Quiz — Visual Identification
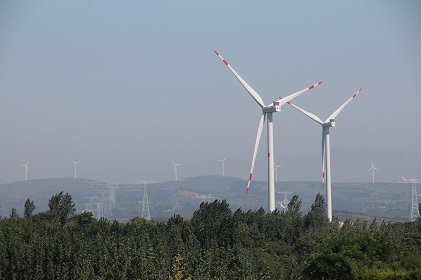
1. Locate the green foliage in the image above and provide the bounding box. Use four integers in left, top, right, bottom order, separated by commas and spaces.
0, 194, 420, 279
170, 254, 191, 280
24, 198, 35, 219
303, 193, 328, 230
9, 208, 19, 220
48, 191, 76, 224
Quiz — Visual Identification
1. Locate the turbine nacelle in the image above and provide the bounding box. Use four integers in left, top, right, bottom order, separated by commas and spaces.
263, 102, 281, 113
323, 119, 335, 127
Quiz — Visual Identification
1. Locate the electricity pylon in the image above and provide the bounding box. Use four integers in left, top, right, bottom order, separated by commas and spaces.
277, 191, 292, 211
139, 179, 153, 221
400, 177, 421, 222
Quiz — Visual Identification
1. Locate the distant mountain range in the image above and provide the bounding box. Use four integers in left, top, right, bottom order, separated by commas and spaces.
0, 176, 416, 222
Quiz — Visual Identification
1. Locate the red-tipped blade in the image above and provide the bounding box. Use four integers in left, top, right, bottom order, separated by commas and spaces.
246, 113, 265, 195
328, 88, 363, 121
275, 81, 323, 106
213, 50, 265, 108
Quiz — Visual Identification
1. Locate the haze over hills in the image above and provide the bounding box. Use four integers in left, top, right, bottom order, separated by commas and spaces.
0, 175, 416, 222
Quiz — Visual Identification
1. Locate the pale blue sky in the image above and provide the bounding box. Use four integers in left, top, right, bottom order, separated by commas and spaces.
1, 1, 420, 184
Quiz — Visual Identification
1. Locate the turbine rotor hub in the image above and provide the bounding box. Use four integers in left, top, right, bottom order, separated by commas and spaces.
263, 102, 281, 113
323, 120, 335, 127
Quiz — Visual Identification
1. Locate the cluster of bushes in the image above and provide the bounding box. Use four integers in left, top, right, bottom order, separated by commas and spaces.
0, 192, 420, 279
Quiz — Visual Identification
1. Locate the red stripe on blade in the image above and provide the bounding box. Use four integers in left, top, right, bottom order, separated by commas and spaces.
223, 59, 229, 66
213, 50, 219, 55
248, 173, 253, 181
309, 85, 314, 89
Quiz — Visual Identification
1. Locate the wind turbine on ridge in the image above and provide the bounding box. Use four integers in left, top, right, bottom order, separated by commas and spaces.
217, 157, 227, 177
287, 88, 362, 221
368, 161, 379, 183
214, 50, 323, 212
171, 160, 181, 181
70, 160, 80, 179
20, 161, 29, 181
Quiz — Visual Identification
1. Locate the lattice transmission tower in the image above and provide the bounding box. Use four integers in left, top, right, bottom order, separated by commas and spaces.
277, 191, 292, 211
400, 177, 421, 221
139, 179, 153, 221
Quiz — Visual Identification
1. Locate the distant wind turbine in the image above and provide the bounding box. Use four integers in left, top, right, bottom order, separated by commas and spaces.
20, 161, 29, 181
217, 157, 227, 177
214, 50, 322, 212
274, 163, 283, 182
368, 161, 379, 183
171, 160, 181, 181
70, 160, 80, 179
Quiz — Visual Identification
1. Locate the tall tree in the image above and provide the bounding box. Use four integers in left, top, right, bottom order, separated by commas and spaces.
303, 193, 328, 229
24, 198, 36, 219
48, 191, 76, 224
9, 208, 20, 220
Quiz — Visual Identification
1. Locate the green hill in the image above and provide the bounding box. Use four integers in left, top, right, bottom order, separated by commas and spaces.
0, 176, 414, 222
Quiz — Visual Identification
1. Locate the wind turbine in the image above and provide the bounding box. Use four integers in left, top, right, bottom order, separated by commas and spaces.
70, 160, 80, 179
214, 50, 322, 212
171, 160, 181, 181
217, 157, 227, 177
274, 163, 283, 182
20, 161, 29, 181
368, 161, 379, 183
287, 88, 362, 221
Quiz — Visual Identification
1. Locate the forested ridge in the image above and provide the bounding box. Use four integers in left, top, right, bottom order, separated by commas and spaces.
1, 192, 420, 279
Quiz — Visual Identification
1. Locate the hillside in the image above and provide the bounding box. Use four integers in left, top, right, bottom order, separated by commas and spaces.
0, 176, 415, 222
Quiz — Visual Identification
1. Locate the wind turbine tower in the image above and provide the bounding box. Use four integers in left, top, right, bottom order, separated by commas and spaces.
70, 160, 80, 179
214, 50, 322, 212
20, 161, 29, 181
368, 161, 379, 183
171, 161, 181, 181
288, 88, 362, 222
217, 157, 227, 177
400, 178, 421, 222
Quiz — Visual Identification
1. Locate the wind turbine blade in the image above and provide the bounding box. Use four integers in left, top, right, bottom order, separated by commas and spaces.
276, 81, 323, 106
321, 128, 326, 187
246, 113, 266, 195
214, 50, 265, 108
327, 88, 362, 121
287, 102, 323, 124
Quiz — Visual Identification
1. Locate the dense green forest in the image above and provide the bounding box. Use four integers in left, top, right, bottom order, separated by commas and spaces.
0, 192, 420, 279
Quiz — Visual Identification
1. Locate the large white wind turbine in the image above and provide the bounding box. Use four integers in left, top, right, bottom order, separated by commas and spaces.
20, 161, 29, 181
288, 88, 362, 221
214, 50, 322, 212
171, 160, 181, 181
217, 157, 227, 177
368, 161, 379, 183
70, 160, 80, 179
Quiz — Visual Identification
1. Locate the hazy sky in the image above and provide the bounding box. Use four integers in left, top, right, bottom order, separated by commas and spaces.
1, 1, 420, 184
